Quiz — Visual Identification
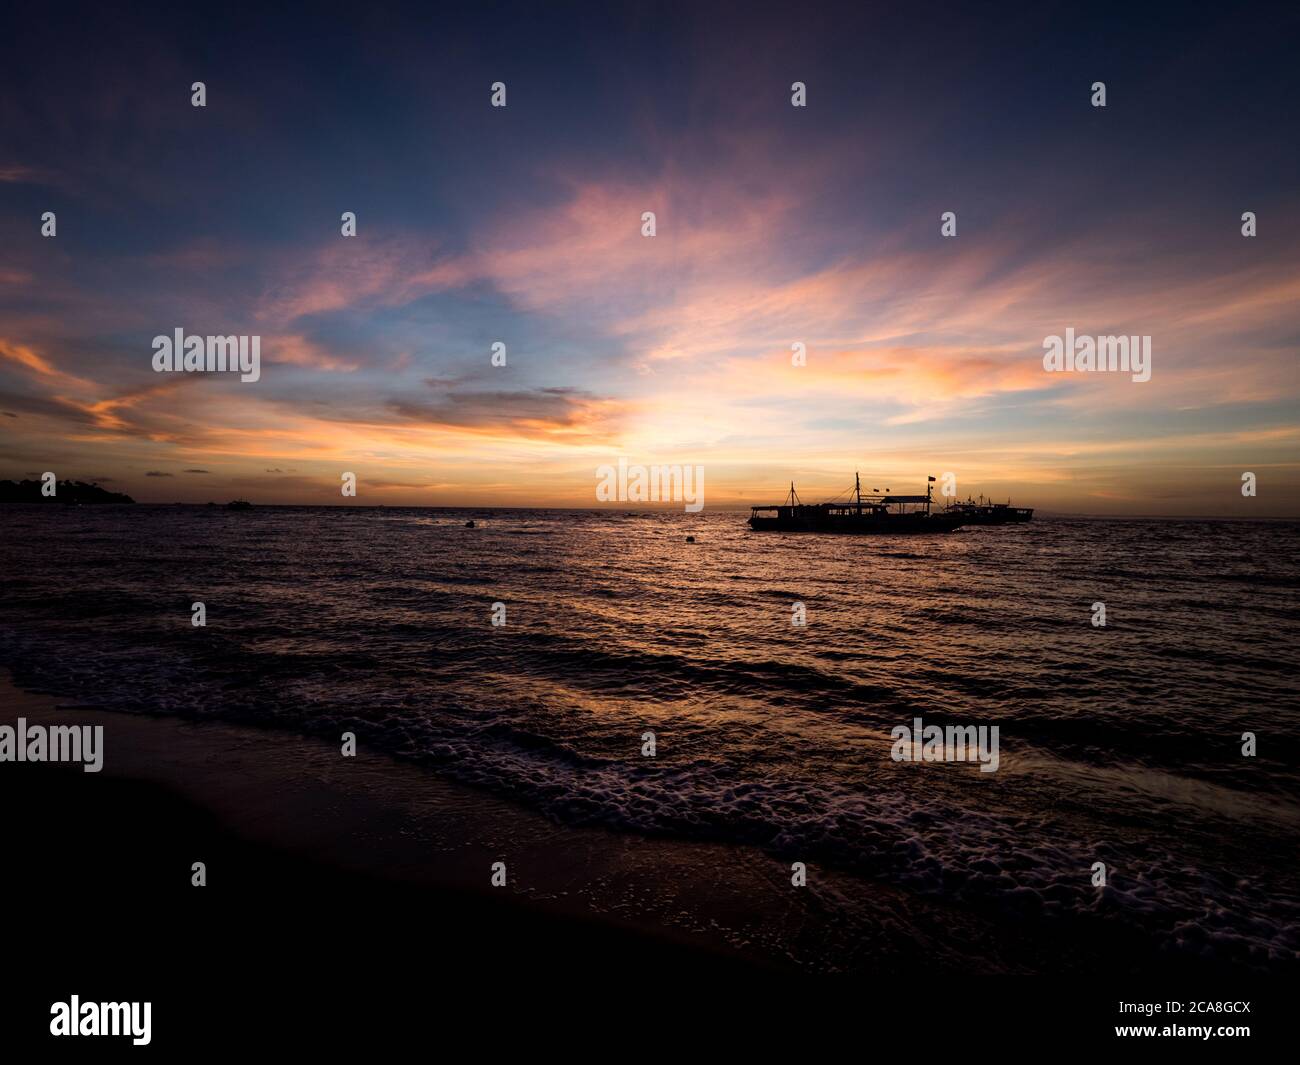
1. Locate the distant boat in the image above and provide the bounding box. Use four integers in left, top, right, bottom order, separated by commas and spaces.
749, 474, 965, 534
944, 496, 1033, 524
464, 519, 476, 527
225, 500, 253, 510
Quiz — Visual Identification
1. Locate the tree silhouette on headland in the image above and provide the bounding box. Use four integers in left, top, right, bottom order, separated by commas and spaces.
0, 479, 136, 504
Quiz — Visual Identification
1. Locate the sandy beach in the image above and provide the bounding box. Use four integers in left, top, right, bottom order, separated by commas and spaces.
4, 668, 1264, 984
2, 672, 790, 974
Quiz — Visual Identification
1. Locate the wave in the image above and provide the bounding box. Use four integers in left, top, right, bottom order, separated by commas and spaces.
2, 506, 1298, 968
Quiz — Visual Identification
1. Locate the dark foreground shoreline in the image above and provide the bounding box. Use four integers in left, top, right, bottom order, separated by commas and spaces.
0, 672, 1280, 975
1, 673, 1288, 1051
4, 761, 762, 970
2, 678, 775, 1051
0, 673, 766, 970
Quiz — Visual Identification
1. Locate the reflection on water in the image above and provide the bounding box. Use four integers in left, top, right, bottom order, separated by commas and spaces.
1, 506, 1297, 968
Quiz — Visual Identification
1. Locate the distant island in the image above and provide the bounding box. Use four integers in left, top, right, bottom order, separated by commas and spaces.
0, 479, 136, 504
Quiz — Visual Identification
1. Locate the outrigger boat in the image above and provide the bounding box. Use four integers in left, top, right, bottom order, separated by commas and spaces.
943, 495, 1033, 524
749, 474, 965, 534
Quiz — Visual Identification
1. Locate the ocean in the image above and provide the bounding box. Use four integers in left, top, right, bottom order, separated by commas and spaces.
2, 505, 1297, 970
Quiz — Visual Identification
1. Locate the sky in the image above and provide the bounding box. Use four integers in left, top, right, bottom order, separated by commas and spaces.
2, 0, 1298, 515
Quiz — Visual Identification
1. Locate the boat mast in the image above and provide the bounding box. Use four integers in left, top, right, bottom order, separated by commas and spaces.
855, 471, 862, 513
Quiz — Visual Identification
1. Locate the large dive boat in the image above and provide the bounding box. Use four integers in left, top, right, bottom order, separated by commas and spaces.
748, 475, 965, 534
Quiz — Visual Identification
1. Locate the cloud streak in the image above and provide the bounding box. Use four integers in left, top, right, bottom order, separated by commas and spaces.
0, 5, 1296, 513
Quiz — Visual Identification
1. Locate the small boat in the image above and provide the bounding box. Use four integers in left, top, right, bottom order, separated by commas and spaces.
464, 519, 476, 528
749, 474, 964, 534
225, 500, 253, 510
944, 496, 1033, 524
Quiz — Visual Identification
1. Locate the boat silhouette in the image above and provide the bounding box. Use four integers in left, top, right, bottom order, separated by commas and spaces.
749, 474, 964, 534
943, 495, 1034, 524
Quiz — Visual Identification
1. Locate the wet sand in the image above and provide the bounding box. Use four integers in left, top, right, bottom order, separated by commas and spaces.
4, 671, 1286, 1051
1, 671, 1250, 986
2, 673, 784, 973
